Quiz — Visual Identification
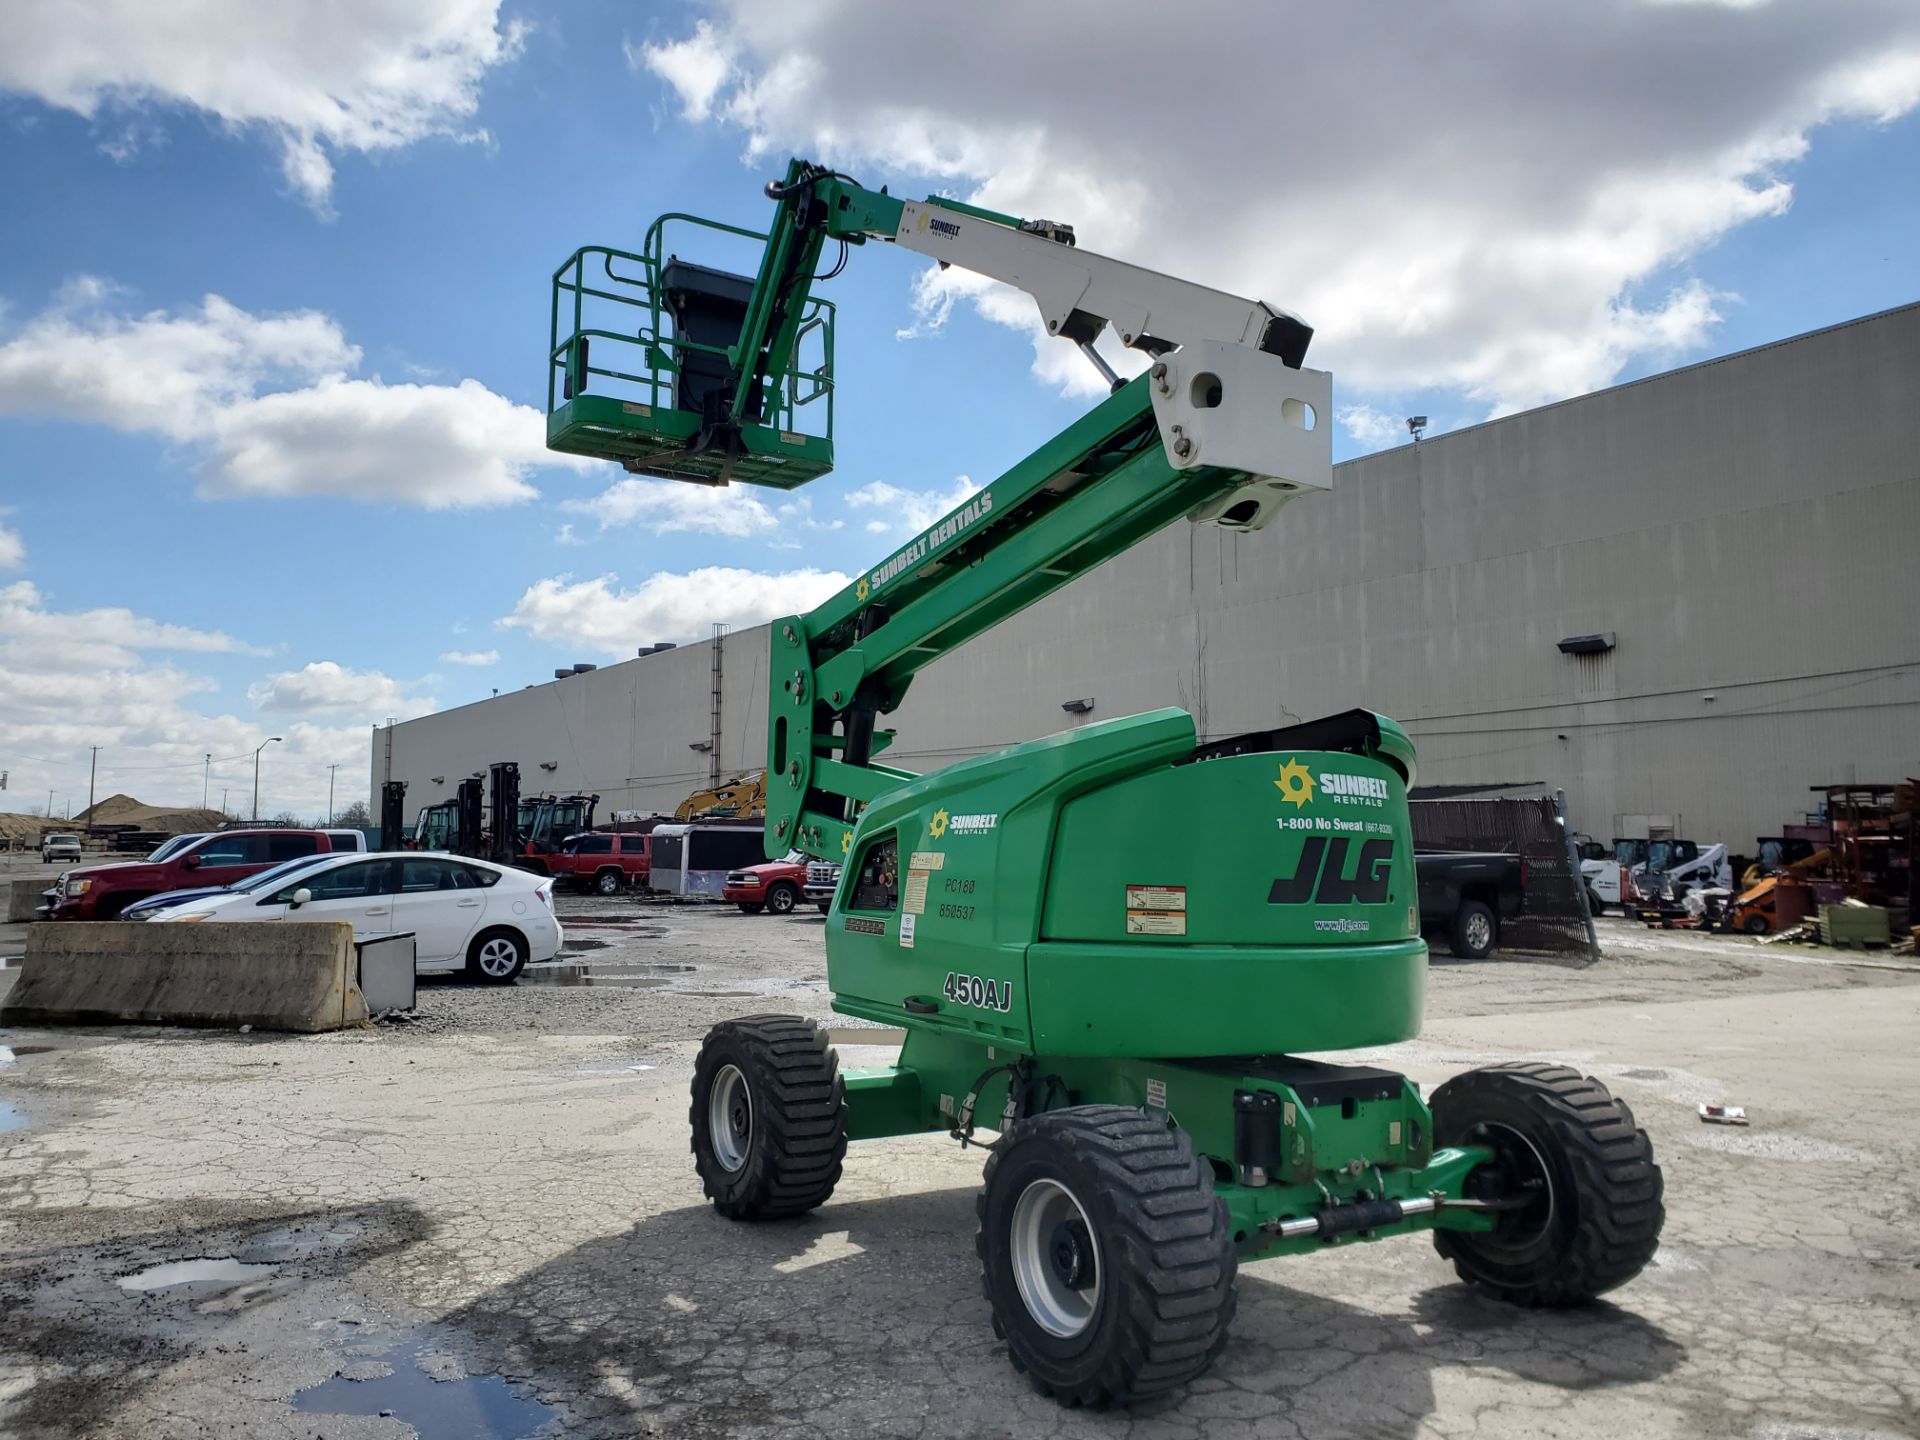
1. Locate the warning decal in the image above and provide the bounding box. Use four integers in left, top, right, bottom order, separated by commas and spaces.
904, 869, 930, 915
1126, 883, 1188, 936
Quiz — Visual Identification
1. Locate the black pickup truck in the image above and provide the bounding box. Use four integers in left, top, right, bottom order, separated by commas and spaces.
1415, 851, 1526, 959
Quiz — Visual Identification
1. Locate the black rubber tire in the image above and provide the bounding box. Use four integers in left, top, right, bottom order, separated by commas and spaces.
1430, 1062, 1663, 1306
816, 902, 831, 916
1741, 912, 1769, 936
765, 881, 800, 916
465, 927, 528, 984
595, 867, 622, 895
690, 1015, 846, 1220
736, 902, 766, 915
1449, 899, 1498, 959
977, 1106, 1236, 1407
1585, 889, 1607, 917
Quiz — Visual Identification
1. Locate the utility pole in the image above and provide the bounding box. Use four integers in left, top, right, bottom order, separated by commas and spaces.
326, 764, 339, 825
203, 754, 212, 809
86, 745, 99, 824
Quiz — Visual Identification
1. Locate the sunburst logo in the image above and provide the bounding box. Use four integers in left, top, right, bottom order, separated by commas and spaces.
841, 829, 852, 854
1274, 758, 1316, 808
928, 808, 950, 839
855, 577, 871, 602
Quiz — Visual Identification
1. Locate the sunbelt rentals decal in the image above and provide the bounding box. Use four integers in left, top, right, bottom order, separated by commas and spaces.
1274, 756, 1390, 810
859, 489, 995, 600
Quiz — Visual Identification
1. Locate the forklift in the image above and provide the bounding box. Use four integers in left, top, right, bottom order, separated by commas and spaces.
547, 161, 1662, 1405
506, 791, 598, 874
411, 775, 485, 855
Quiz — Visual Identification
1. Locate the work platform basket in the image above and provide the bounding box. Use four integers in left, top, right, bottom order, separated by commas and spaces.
546, 214, 835, 487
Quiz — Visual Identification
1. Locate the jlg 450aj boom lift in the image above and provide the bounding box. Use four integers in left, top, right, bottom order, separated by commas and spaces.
547, 161, 1663, 1406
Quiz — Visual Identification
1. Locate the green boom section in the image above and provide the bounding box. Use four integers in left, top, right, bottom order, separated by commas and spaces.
763, 378, 1292, 860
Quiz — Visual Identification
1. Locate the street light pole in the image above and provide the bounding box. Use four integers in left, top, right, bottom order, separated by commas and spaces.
252, 737, 282, 822
86, 745, 99, 823
327, 764, 339, 826
203, 754, 212, 809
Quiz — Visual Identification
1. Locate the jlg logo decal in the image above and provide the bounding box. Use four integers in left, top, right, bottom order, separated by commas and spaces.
1268, 837, 1394, 906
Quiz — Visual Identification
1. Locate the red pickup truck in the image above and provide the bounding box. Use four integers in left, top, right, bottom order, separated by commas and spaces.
548, 832, 651, 894
45, 828, 367, 920
722, 853, 809, 915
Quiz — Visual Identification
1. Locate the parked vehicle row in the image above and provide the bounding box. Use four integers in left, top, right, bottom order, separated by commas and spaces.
152, 851, 561, 982
42, 827, 369, 921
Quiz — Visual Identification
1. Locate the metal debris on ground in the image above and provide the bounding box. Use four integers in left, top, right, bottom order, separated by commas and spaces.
1699, 1104, 1749, 1126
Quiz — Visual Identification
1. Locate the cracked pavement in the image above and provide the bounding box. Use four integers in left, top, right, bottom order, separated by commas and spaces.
2, 895, 1918, 1439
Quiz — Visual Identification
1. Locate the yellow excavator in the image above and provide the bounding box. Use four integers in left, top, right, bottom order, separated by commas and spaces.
674, 771, 766, 822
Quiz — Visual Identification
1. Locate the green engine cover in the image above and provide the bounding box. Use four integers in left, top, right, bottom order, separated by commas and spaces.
823, 707, 1426, 1060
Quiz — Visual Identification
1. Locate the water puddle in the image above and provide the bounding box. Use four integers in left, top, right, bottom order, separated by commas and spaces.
117, 1257, 277, 1292
292, 1336, 555, 1439
550, 973, 670, 989
0, 1102, 23, 1133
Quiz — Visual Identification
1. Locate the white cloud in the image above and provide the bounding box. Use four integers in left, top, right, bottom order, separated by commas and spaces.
845, 476, 981, 534
1336, 404, 1413, 452
638, 2, 1920, 415
633, 20, 733, 122
502, 567, 850, 654
562, 477, 778, 536
0, 578, 264, 672
0, 282, 580, 508
248, 660, 434, 721
207, 377, 549, 507
0, 580, 370, 819
0, 0, 526, 212
0, 524, 22, 570
775, 495, 842, 532
440, 649, 499, 666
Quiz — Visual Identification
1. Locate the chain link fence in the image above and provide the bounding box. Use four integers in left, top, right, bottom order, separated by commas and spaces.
1411, 796, 1596, 960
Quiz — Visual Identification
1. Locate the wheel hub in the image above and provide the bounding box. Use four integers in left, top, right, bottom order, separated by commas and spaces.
1009, 1178, 1102, 1338
1464, 1120, 1555, 1250
1049, 1218, 1095, 1290
707, 1063, 752, 1172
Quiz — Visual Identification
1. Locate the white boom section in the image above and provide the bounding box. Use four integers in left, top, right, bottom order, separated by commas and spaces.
892, 199, 1332, 531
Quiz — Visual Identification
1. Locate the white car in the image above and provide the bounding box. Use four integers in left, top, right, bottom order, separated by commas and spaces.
154, 851, 562, 982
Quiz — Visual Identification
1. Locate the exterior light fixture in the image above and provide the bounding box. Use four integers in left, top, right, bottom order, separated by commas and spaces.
1556, 633, 1616, 656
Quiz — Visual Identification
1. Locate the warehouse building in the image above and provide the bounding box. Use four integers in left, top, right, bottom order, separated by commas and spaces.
374, 302, 1920, 850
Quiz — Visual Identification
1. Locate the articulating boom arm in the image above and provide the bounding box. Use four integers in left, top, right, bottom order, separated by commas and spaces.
545, 158, 1336, 861
738, 162, 1335, 861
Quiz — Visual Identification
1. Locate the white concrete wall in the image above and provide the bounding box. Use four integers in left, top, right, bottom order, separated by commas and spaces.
376, 304, 1920, 848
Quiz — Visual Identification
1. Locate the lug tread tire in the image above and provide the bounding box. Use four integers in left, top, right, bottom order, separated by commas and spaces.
690, 1015, 846, 1221
1431, 1062, 1663, 1306
976, 1105, 1236, 1408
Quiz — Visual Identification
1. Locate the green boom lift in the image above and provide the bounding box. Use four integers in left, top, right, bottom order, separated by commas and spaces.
547, 160, 1663, 1406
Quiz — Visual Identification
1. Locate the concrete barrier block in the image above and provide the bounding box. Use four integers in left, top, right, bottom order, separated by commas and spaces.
6, 877, 49, 923
0, 921, 370, 1033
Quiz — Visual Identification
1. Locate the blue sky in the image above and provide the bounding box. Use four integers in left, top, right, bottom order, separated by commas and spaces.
0, 1, 1916, 818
